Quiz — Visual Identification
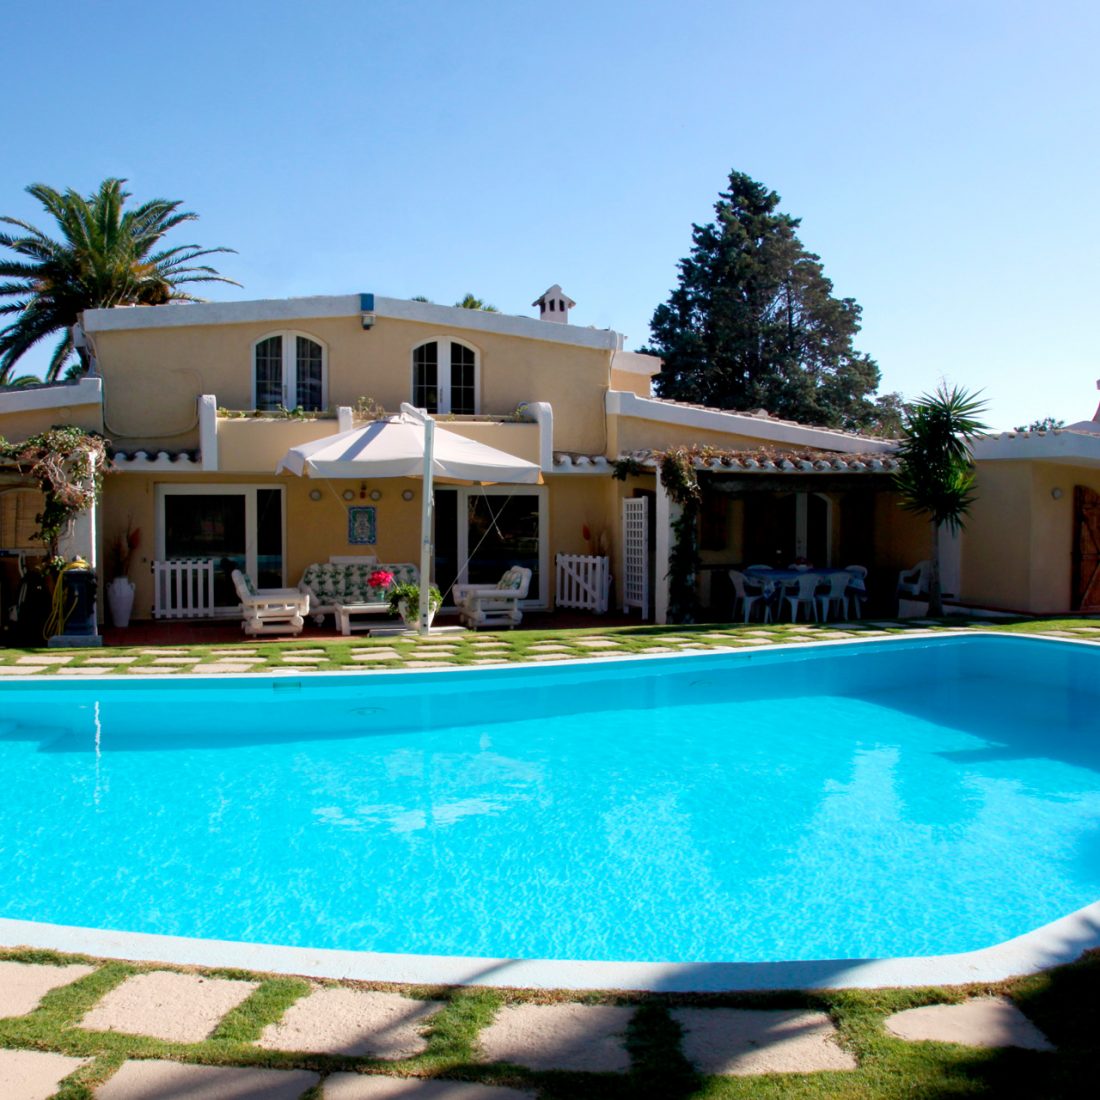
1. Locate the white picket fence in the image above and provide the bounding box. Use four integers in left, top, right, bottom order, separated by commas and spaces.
153, 559, 216, 619
555, 553, 611, 614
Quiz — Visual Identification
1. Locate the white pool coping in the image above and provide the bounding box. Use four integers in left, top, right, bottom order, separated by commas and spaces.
3, 628, 1099, 991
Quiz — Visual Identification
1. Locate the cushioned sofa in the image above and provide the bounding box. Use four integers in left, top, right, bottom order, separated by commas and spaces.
298, 557, 419, 625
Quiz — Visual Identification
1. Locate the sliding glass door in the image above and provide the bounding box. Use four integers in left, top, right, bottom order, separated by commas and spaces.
156, 485, 284, 612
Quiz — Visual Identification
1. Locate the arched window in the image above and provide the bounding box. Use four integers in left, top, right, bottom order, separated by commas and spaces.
252, 332, 326, 411
411, 339, 479, 414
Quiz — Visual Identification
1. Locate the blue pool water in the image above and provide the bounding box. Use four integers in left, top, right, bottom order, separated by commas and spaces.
2, 635, 1100, 964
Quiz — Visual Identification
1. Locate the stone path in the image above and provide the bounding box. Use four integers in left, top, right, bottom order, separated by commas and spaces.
673, 1007, 857, 1076
0, 960, 94, 1017
478, 1003, 634, 1073
257, 988, 442, 1058
0, 958, 1066, 1096
96, 1060, 319, 1099
884, 997, 1055, 1050
80, 970, 258, 1042
0, 1049, 88, 1100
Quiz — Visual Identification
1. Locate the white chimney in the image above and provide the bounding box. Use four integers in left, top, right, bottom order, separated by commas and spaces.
532, 284, 576, 324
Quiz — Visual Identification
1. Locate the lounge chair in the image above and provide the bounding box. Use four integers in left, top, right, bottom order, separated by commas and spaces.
454, 566, 532, 629
231, 569, 310, 636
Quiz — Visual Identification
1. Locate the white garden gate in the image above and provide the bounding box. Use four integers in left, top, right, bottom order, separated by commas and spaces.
554, 554, 611, 614
152, 559, 216, 619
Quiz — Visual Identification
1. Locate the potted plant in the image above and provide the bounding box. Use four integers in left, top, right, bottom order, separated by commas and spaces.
107, 520, 140, 628
387, 581, 442, 628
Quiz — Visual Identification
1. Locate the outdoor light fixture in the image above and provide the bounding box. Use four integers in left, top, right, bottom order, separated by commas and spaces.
369, 489, 382, 501
342, 489, 355, 501
402, 489, 415, 501
308, 489, 322, 502
1051, 487, 1064, 500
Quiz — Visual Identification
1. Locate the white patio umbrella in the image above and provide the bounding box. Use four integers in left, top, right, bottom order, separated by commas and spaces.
276, 404, 541, 633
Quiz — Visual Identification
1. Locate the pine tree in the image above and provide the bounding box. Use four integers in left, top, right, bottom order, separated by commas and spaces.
648, 171, 892, 431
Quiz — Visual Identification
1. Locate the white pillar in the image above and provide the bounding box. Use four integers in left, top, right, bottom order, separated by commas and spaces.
198, 395, 219, 472
654, 475, 679, 625
938, 525, 962, 602
58, 489, 97, 568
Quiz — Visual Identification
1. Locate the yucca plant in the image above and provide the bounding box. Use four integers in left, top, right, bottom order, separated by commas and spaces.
894, 384, 989, 615
0, 178, 239, 382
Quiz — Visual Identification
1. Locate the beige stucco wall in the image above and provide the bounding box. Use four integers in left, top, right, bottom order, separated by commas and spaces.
960, 459, 1100, 613
93, 314, 610, 455
0, 400, 103, 443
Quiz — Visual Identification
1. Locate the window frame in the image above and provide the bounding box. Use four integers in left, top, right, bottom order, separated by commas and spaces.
409, 336, 481, 415
251, 330, 328, 412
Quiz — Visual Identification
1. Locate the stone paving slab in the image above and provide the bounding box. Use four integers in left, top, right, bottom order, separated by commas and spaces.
324, 1074, 537, 1098
258, 987, 442, 1058
66, 666, 110, 675
403, 661, 454, 669
80, 656, 138, 664
150, 657, 199, 665
478, 1003, 633, 1073
883, 997, 1055, 1050
0, 1049, 88, 1100
96, 1060, 318, 1100
16, 654, 71, 664
80, 970, 259, 1042
574, 638, 622, 649
672, 1008, 857, 1076
0, 960, 96, 1017
130, 665, 181, 674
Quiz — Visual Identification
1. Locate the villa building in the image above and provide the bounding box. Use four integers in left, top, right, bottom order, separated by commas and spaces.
1, 289, 1099, 626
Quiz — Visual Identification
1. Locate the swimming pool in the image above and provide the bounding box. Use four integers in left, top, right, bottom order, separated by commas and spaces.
2, 634, 1099, 973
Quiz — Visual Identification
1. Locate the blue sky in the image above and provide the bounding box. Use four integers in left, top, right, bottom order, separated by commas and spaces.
3, 0, 1098, 430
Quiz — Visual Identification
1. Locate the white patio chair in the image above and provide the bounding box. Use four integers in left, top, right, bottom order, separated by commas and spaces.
782, 572, 820, 623
729, 569, 771, 624
816, 572, 851, 622
897, 560, 931, 597
454, 566, 532, 629
844, 564, 869, 618
231, 569, 310, 636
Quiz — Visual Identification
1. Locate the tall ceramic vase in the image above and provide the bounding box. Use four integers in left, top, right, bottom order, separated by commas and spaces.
107, 576, 135, 629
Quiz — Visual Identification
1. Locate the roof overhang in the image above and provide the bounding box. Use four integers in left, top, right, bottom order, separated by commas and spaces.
973, 429, 1100, 467
606, 390, 896, 455
82, 295, 624, 352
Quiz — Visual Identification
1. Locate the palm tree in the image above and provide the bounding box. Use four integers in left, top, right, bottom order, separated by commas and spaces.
454, 293, 498, 312
0, 179, 239, 382
893, 384, 989, 615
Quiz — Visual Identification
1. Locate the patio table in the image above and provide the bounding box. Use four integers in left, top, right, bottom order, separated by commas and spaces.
334, 602, 393, 636
743, 567, 865, 598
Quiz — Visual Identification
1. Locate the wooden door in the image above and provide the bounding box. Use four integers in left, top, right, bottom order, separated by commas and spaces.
1072, 485, 1100, 610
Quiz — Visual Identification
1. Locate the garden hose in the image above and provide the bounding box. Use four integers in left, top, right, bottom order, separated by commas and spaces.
44, 558, 89, 638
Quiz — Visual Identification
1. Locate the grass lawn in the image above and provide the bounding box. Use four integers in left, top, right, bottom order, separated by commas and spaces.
0, 615, 1097, 676
0, 946, 1097, 1098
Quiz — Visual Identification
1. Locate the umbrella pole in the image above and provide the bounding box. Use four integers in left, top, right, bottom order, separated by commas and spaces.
418, 417, 435, 635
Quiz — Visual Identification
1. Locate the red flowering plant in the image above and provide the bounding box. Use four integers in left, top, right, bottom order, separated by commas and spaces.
367, 569, 394, 591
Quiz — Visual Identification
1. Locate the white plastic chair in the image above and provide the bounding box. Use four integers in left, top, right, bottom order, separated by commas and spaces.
844, 565, 869, 618
897, 560, 931, 597
783, 573, 820, 622
231, 569, 310, 636
729, 570, 771, 624
816, 572, 851, 622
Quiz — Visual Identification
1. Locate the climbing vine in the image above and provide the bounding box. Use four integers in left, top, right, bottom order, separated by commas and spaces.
0, 426, 109, 561
658, 445, 708, 623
